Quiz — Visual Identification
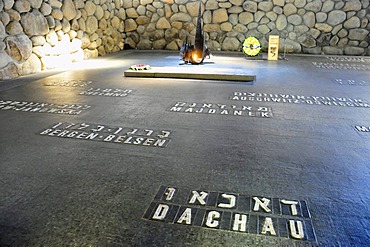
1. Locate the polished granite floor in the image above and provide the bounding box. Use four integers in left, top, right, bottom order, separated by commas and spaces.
1, 50, 370, 246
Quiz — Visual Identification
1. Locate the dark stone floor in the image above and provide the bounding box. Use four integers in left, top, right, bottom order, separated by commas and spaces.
1, 50, 370, 246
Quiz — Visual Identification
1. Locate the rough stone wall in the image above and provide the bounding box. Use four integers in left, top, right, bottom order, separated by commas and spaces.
0, 0, 369, 80
125, 0, 370, 56
0, 0, 126, 80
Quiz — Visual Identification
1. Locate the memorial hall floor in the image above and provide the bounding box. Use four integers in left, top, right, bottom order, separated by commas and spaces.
1, 50, 370, 246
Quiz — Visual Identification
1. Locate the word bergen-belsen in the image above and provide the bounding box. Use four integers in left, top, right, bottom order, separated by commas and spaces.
144, 186, 316, 242
39, 122, 171, 148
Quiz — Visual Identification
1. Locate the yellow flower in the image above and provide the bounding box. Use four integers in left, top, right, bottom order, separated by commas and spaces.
242, 36, 261, 57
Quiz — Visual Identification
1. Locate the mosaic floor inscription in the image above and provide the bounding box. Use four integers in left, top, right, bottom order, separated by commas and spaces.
169, 102, 273, 118
44, 79, 93, 87
0, 100, 91, 115
79, 88, 133, 97
143, 186, 316, 242
39, 122, 171, 148
230, 92, 370, 108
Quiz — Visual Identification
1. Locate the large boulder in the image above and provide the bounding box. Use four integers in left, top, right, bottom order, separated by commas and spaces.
29, 0, 43, 9
239, 12, 253, 25
85, 16, 98, 33
21, 10, 49, 36
221, 37, 240, 51
344, 46, 365, 55
137, 39, 152, 49
276, 15, 287, 30
4, 34, 32, 62
213, 9, 228, 23
305, 0, 322, 12
62, 0, 77, 21
303, 12, 315, 28
343, 16, 361, 29
22, 53, 42, 75
348, 29, 369, 41
243, 1, 257, 13
5, 21, 23, 35
0, 62, 21, 80
343, 0, 362, 11
327, 10, 346, 26
322, 46, 343, 55
156, 17, 171, 29
170, 13, 191, 22
14, 0, 30, 13
258, 2, 273, 12
0, 51, 13, 68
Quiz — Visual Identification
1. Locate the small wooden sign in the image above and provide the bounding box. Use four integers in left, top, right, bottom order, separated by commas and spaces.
268, 35, 280, 61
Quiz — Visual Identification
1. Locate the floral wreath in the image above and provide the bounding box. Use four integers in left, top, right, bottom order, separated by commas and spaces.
242, 36, 261, 57
130, 64, 151, 71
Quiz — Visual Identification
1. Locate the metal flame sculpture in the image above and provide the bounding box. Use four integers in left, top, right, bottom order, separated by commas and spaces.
180, 0, 210, 64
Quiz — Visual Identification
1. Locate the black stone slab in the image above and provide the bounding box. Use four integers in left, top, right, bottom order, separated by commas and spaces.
1, 51, 370, 246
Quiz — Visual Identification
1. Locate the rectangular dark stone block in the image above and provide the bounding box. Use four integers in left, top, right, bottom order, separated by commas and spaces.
186, 190, 210, 206
147, 203, 180, 223
300, 200, 312, 219
248, 214, 258, 234
142, 202, 158, 219
251, 196, 273, 214
277, 218, 289, 238
202, 210, 223, 229
153, 186, 168, 201
286, 218, 317, 241
216, 192, 238, 210
237, 195, 251, 212
220, 211, 232, 230
193, 209, 206, 227
206, 191, 218, 207
258, 216, 279, 237
280, 199, 302, 217
272, 198, 281, 215
230, 212, 249, 233
174, 206, 197, 225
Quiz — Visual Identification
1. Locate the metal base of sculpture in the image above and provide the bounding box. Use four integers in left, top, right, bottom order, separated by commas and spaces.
179, 0, 210, 65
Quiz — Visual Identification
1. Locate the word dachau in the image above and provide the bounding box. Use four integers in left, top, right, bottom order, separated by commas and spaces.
143, 186, 316, 242
40, 122, 171, 148
169, 102, 273, 118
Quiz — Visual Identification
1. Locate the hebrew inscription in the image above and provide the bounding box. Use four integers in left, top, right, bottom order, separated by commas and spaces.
44, 79, 93, 87
230, 92, 370, 108
39, 122, 171, 148
326, 56, 370, 63
143, 186, 316, 242
332, 79, 370, 86
0, 100, 91, 115
79, 88, 133, 97
354, 125, 370, 138
312, 62, 368, 70
355, 126, 370, 133
169, 102, 273, 118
